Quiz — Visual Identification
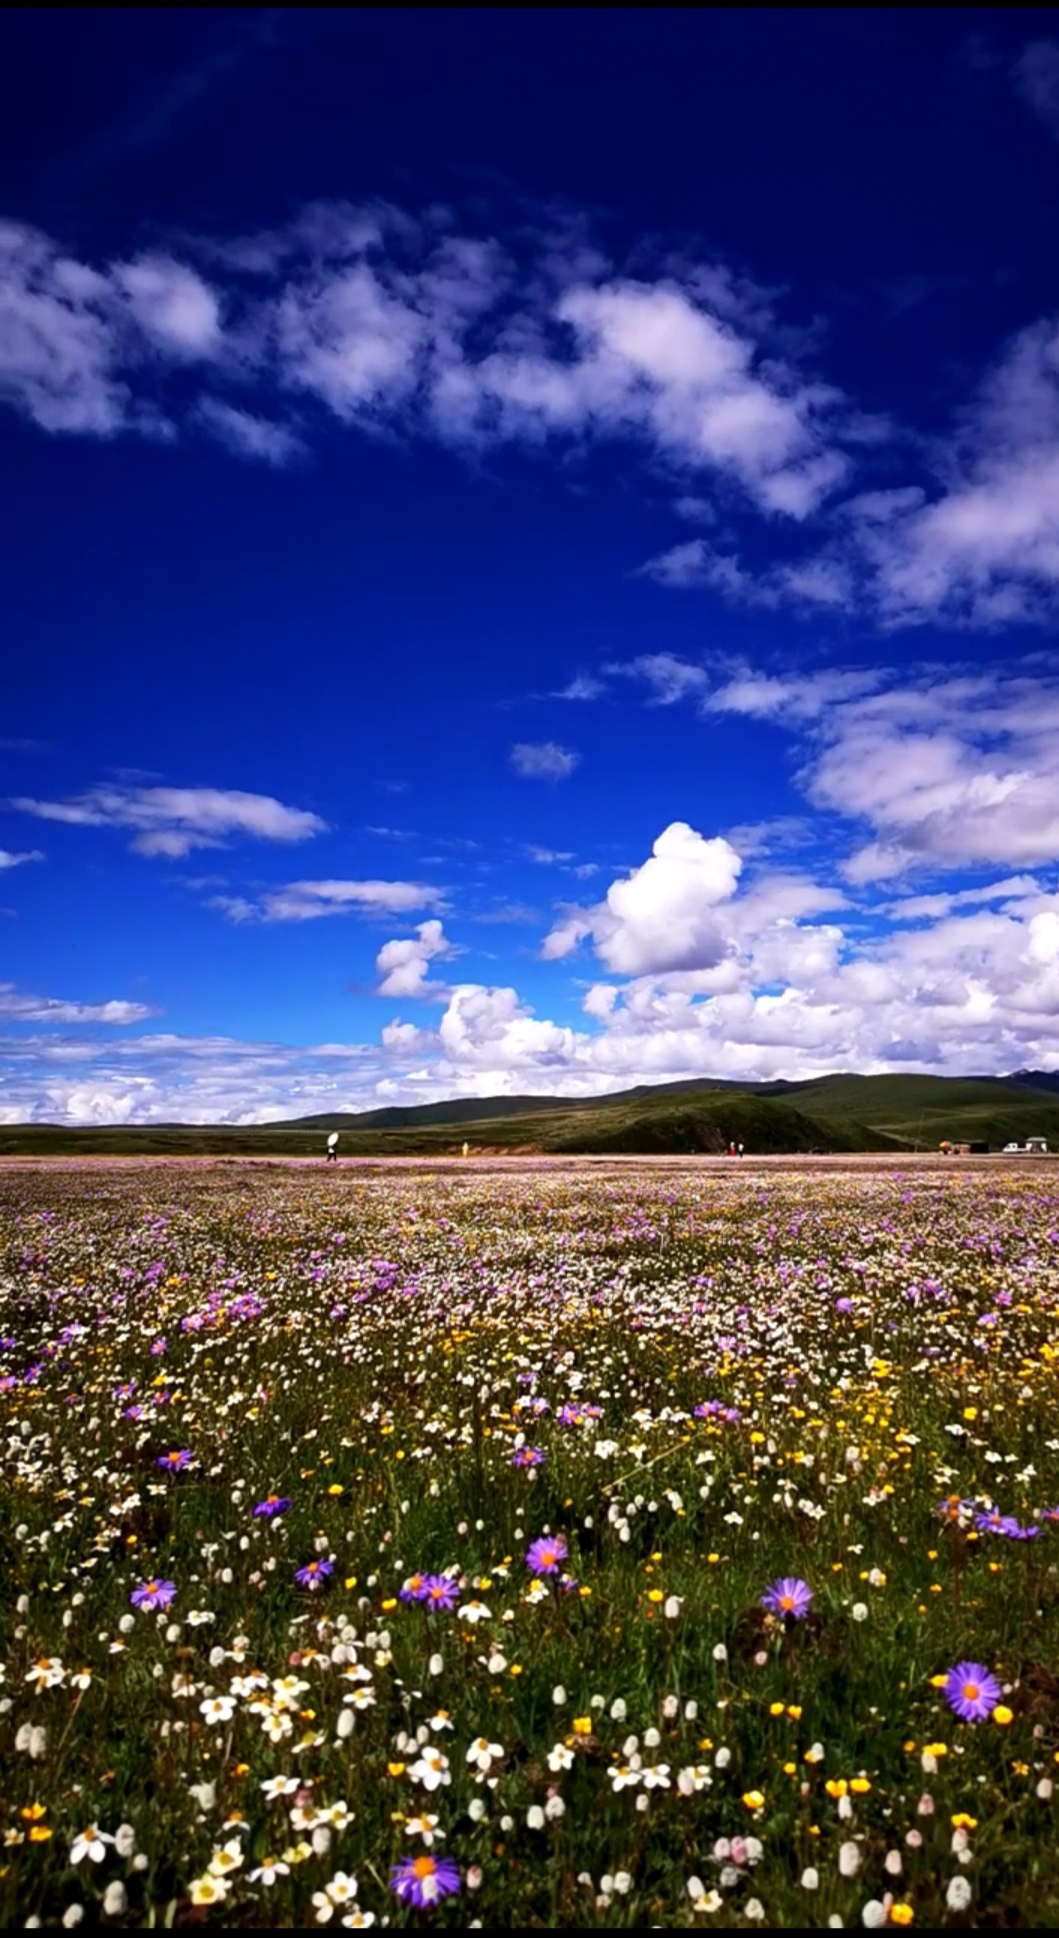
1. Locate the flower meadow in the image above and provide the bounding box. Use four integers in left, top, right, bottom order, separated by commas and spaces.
4, 1161, 1059, 1929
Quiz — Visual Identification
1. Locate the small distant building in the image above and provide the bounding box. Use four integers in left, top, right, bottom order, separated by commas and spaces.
1026, 1136, 1049, 1155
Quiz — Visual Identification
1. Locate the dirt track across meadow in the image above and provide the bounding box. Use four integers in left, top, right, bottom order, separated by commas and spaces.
0, 1150, 1054, 1178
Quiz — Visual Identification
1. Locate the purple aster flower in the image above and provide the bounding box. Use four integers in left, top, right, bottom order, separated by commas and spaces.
130, 1578, 176, 1611
389, 1853, 461, 1907
122, 1404, 143, 1420
149, 1338, 167, 1355
944, 1661, 1001, 1723
510, 1446, 544, 1469
1037, 1506, 1059, 1523
252, 1493, 291, 1518
761, 1576, 813, 1621
294, 1557, 333, 1590
156, 1449, 191, 1472
976, 1510, 1020, 1536
835, 1297, 854, 1313
422, 1574, 459, 1611
525, 1533, 568, 1576
399, 1572, 431, 1604
556, 1403, 583, 1426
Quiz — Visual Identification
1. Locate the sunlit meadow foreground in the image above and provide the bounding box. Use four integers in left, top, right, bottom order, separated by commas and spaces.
4, 1162, 1059, 1928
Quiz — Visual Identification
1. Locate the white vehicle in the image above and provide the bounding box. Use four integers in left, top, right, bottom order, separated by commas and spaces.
1003, 1141, 1022, 1153
1026, 1136, 1049, 1155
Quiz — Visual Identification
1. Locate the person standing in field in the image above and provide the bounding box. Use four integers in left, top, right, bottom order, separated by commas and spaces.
326, 1133, 339, 1163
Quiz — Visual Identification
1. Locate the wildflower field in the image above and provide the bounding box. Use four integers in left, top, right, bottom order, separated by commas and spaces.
4, 1158, 1059, 1930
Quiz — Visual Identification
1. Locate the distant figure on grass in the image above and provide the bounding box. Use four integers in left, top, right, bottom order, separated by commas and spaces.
462, 1141, 469, 1159
738, 1142, 745, 1159
326, 1133, 339, 1164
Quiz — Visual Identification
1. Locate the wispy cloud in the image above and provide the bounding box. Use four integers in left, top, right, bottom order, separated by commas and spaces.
12, 784, 326, 856
1013, 40, 1059, 139
0, 981, 156, 1025
0, 848, 43, 870
6, 195, 1059, 631
216, 878, 447, 923
0, 202, 845, 522
510, 741, 578, 781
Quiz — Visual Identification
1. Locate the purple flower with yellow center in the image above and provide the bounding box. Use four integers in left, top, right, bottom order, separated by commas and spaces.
976, 1509, 1018, 1537
399, 1572, 430, 1604
525, 1533, 568, 1577
156, 1449, 191, 1472
944, 1661, 1001, 1723
556, 1404, 583, 1426
510, 1446, 544, 1469
422, 1574, 459, 1611
130, 1578, 176, 1611
389, 1853, 460, 1907
761, 1576, 813, 1621
1038, 1506, 1059, 1523
253, 1493, 291, 1518
294, 1557, 333, 1590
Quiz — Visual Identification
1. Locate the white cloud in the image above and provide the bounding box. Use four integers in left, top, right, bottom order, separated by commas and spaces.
553, 675, 605, 701
444, 278, 846, 517
197, 397, 302, 464
0, 206, 845, 522
510, 741, 578, 780
9, 200, 1059, 640
523, 844, 574, 864
253, 879, 446, 922
0, 981, 155, 1025
375, 918, 453, 997
0, 848, 43, 869
0, 221, 131, 435
607, 653, 709, 705
13, 783, 326, 856
115, 255, 222, 357
543, 821, 743, 976
277, 263, 427, 416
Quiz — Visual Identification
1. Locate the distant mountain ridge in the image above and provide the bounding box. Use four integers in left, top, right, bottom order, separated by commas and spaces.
6, 1068, 1059, 1157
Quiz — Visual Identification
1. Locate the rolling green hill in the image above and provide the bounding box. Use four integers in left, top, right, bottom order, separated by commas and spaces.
3, 1068, 1059, 1156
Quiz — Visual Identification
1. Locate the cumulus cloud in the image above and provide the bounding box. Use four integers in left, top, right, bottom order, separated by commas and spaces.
510, 741, 578, 780
543, 821, 743, 975
12, 783, 326, 856
375, 919, 454, 997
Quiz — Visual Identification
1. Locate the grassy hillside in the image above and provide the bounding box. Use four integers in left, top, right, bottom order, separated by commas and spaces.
2, 1070, 1057, 1157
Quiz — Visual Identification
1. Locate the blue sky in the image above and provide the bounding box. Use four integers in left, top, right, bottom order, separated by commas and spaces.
4, 9, 1059, 1122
